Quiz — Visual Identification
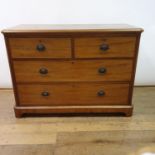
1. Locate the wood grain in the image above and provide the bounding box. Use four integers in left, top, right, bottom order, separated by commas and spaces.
13, 59, 133, 82
1, 24, 143, 117
0, 145, 54, 155
55, 131, 155, 155
0, 87, 155, 155
14, 105, 133, 118
75, 37, 136, 58
9, 38, 71, 58
17, 83, 129, 106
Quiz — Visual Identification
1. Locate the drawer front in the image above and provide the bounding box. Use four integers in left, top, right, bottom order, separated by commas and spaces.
17, 83, 129, 106
75, 37, 136, 58
9, 38, 71, 58
13, 60, 133, 82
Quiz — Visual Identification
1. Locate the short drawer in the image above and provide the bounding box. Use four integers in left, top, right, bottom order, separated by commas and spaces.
17, 83, 130, 106
9, 38, 71, 58
74, 36, 136, 58
13, 59, 133, 82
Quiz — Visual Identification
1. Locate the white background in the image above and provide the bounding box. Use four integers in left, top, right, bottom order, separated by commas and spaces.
0, 0, 155, 88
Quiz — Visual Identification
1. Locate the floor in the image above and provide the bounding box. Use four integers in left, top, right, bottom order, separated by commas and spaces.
0, 87, 155, 155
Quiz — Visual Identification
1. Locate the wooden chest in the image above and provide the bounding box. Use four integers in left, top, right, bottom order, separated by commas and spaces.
2, 24, 143, 117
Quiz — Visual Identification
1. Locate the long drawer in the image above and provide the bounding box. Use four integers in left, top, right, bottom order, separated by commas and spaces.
9, 38, 72, 58
75, 37, 136, 58
13, 59, 133, 82
17, 83, 130, 106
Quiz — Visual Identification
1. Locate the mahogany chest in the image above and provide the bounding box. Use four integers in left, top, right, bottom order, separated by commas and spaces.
2, 24, 143, 117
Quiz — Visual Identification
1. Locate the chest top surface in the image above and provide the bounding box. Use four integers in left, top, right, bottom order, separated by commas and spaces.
2, 24, 143, 33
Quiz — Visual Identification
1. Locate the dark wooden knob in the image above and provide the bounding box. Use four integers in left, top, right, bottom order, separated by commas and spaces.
41, 91, 49, 96
98, 67, 106, 74
39, 68, 48, 74
100, 44, 109, 51
97, 90, 105, 96
36, 44, 45, 51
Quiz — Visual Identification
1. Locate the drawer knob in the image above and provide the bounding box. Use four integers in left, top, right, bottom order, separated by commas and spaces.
41, 91, 50, 96
97, 90, 105, 96
100, 44, 109, 51
36, 44, 45, 51
39, 68, 48, 74
98, 67, 106, 74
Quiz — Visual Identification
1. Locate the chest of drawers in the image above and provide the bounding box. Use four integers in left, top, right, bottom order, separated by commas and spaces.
2, 24, 143, 117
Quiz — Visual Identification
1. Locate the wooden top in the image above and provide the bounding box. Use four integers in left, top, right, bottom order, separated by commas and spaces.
2, 24, 143, 33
